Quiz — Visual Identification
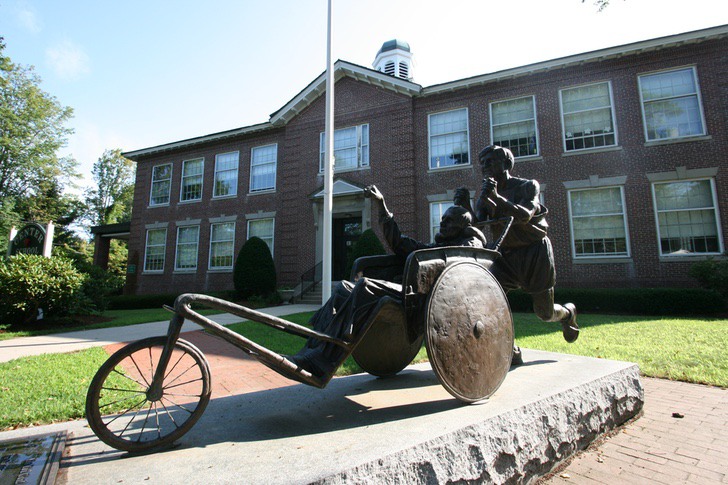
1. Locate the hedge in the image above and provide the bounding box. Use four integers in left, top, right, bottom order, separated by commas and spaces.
507, 287, 726, 316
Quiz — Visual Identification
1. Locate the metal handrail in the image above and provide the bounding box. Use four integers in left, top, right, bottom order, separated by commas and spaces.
300, 261, 322, 297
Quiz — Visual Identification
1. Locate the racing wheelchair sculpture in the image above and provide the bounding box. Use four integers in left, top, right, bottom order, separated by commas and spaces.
85, 221, 515, 454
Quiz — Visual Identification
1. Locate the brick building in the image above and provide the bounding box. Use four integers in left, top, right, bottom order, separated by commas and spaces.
122, 26, 727, 296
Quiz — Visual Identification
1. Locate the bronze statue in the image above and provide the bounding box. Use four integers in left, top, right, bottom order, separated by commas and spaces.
455, 145, 579, 363
288, 184, 487, 377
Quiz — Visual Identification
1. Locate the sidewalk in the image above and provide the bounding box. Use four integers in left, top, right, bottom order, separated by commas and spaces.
0, 303, 320, 363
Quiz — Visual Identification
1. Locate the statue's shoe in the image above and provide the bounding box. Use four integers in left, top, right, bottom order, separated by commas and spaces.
561, 303, 579, 343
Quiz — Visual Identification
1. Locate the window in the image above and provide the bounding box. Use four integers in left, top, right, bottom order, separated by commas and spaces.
250, 145, 277, 192
175, 226, 199, 271
560, 82, 616, 151
214, 152, 239, 198
429, 108, 469, 169
429, 201, 453, 243
150, 164, 172, 206
144, 228, 167, 272
491, 96, 538, 157
568, 187, 629, 258
639, 67, 705, 141
652, 179, 721, 256
248, 218, 275, 257
209, 222, 235, 269
180, 158, 203, 202
319, 124, 369, 172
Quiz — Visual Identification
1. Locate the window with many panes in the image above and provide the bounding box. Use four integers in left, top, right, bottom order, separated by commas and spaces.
560, 82, 617, 151
174, 225, 199, 271
491, 96, 539, 157
429, 108, 469, 169
150, 164, 172, 206
652, 179, 722, 256
639, 67, 705, 141
319, 124, 369, 172
209, 222, 235, 269
429, 201, 454, 243
250, 144, 277, 192
180, 158, 203, 202
248, 218, 275, 257
568, 187, 629, 258
144, 228, 167, 272
214, 152, 238, 198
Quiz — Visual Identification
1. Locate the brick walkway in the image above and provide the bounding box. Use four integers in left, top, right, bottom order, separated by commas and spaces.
107, 331, 727, 484
543, 378, 727, 484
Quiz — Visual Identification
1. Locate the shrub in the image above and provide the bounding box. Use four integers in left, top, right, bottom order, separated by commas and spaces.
0, 254, 86, 324
689, 258, 728, 300
233, 237, 276, 299
344, 229, 387, 280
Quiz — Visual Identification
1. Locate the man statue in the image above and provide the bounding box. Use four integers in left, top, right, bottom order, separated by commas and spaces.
454, 145, 579, 364
288, 184, 487, 378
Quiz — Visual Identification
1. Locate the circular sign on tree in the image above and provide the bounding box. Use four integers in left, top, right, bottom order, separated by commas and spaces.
9, 223, 47, 256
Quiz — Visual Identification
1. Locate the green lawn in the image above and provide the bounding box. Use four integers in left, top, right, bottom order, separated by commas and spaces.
0, 311, 725, 430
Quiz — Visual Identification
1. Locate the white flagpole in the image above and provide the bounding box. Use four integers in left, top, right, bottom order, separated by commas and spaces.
322, 0, 334, 303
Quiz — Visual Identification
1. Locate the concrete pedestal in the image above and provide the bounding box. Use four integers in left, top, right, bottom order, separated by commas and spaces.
6, 349, 644, 484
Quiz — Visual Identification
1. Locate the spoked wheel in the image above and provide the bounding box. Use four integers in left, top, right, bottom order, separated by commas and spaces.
85, 337, 211, 453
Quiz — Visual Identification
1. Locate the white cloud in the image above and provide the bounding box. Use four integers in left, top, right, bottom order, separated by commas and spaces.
45, 39, 91, 80
15, 3, 42, 33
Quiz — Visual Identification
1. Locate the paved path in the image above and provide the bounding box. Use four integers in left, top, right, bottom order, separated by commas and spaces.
1, 305, 726, 483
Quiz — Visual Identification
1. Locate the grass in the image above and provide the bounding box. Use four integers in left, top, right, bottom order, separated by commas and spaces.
513, 313, 728, 388
1, 310, 725, 430
0, 347, 123, 429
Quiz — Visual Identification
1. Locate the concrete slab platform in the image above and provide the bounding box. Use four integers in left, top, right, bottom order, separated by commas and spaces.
1, 349, 643, 484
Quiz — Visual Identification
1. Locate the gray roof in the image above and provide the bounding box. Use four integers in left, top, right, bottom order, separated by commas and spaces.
378, 39, 410, 54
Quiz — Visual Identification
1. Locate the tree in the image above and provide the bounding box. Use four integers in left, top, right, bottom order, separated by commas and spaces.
0, 38, 77, 201
84, 148, 135, 226
0, 37, 79, 253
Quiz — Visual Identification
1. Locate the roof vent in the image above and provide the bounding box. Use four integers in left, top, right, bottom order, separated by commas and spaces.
373, 39, 414, 81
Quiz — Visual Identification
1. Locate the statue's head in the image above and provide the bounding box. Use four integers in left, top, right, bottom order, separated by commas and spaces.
437, 205, 472, 241
478, 145, 514, 176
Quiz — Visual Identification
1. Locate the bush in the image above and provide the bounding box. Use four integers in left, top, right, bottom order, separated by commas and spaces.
344, 229, 387, 280
506, 287, 726, 316
0, 254, 86, 324
689, 258, 728, 300
233, 237, 276, 299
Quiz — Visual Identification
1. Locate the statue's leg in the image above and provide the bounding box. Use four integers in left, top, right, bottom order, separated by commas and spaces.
532, 289, 579, 342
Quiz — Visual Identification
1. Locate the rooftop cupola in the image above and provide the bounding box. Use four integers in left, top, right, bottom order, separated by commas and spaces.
373, 39, 413, 81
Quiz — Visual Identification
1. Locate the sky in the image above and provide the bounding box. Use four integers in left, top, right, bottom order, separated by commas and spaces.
2, 0, 727, 193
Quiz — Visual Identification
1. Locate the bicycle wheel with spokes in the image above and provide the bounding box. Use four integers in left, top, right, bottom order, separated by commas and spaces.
85, 337, 211, 453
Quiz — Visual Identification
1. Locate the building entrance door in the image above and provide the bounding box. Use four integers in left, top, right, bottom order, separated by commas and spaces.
332, 216, 362, 281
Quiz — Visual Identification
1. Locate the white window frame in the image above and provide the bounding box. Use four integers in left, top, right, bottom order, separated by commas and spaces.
213, 151, 239, 198
247, 218, 275, 257
638, 66, 707, 142
651, 178, 723, 257
429, 201, 454, 243
180, 158, 204, 202
559, 81, 618, 152
567, 186, 630, 259
428, 108, 470, 170
149, 163, 172, 206
319, 124, 369, 172
144, 228, 167, 272
174, 225, 200, 271
208, 222, 236, 270
250, 144, 278, 193
490, 96, 539, 158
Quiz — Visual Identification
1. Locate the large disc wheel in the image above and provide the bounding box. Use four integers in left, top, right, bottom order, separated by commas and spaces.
86, 337, 212, 453
425, 262, 513, 403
